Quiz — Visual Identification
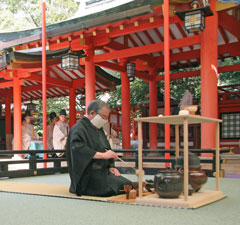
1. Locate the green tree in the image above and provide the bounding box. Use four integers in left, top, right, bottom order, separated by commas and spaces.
104, 77, 149, 109
0, 0, 79, 31
219, 57, 240, 86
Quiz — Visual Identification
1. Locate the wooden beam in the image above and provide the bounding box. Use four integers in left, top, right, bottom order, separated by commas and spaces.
156, 64, 240, 81
72, 78, 85, 89
154, 42, 240, 68
0, 80, 24, 89
218, 83, 240, 89
96, 61, 153, 81
47, 16, 180, 51
25, 73, 73, 88
219, 12, 240, 40
105, 40, 156, 67
93, 35, 200, 63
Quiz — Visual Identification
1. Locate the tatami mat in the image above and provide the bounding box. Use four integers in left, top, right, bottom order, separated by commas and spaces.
0, 175, 239, 225
0, 179, 226, 209
0, 181, 140, 204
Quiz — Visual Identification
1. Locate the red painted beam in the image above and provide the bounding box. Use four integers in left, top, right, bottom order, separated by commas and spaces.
105, 40, 156, 67
0, 80, 24, 88
219, 12, 240, 40
218, 64, 240, 73
218, 25, 229, 44
154, 42, 240, 68
218, 83, 240, 89
96, 61, 152, 81
21, 84, 62, 93
156, 64, 240, 81
47, 16, 181, 51
25, 73, 73, 88
72, 78, 85, 89
93, 35, 200, 63
219, 91, 240, 96
96, 61, 125, 72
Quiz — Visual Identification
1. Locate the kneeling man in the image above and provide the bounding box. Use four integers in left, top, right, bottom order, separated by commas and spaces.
66, 100, 131, 196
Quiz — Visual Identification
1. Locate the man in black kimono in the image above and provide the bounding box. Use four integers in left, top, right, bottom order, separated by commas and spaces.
66, 100, 132, 197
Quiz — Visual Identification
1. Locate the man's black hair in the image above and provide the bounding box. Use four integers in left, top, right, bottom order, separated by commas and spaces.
87, 100, 109, 115
49, 112, 57, 121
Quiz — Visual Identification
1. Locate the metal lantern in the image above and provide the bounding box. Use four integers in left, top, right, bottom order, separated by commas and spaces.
174, 78, 183, 85
184, 8, 205, 32
25, 99, 37, 112
126, 62, 136, 82
61, 52, 80, 70
175, 1, 213, 33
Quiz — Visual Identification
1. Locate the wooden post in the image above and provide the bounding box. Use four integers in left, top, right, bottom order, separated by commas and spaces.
138, 121, 143, 197
164, 0, 171, 164
200, 1, 218, 150
13, 76, 22, 150
175, 124, 180, 158
42, 1, 47, 167
85, 48, 96, 109
149, 73, 158, 149
5, 96, 12, 150
5, 96, 11, 135
69, 87, 76, 128
216, 122, 220, 191
183, 117, 189, 201
121, 60, 131, 149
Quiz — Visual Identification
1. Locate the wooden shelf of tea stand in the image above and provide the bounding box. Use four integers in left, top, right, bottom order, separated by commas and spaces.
135, 190, 226, 209
134, 115, 226, 208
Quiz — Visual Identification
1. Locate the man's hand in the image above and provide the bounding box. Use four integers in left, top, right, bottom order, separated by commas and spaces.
103, 150, 118, 160
93, 150, 118, 160
109, 168, 121, 176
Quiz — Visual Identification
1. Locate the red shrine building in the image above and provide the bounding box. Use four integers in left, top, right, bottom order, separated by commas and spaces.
0, 0, 239, 152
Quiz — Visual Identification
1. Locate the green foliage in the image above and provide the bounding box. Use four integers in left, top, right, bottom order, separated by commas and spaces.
219, 57, 240, 86
33, 97, 70, 134
105, 78, 149, 108
0, 0, 79, 31
170, 76, 201, 101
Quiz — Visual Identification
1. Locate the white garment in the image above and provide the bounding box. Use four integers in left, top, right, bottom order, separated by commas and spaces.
47, 123, 55, 149
22, 121, 39, 150
103, 123, 121, 149
53, 121, 69, 150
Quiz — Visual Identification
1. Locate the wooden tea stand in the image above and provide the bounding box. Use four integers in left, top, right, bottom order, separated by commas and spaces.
134, 115, 226, 209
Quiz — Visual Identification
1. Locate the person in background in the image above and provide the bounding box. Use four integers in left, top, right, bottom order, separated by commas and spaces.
103, 122, 121, 149
53, 109, 69, 157
47, 112, 58, 157
22, 110, 39, 157
66, 100, 131, 197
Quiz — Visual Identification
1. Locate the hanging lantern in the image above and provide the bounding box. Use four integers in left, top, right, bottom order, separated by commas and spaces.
126, 62, 136, 82
61, 51, 80, 71
174, 78, 183, 85
25, 98, 37, 112
175, 0, 213, 33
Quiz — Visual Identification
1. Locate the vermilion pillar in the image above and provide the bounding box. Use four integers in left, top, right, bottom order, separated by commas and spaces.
5, 96, 12, 150
85, 48, 96, 108
13, 76, 22, 150
42, 1, 47, 166
149, 74, 158, 149
121, 61, 131, 149
200, 2, 218, 149
164, 0, 171, 161
132, 111, 136, 140
5, 96, 11, 135
69, 87, 76, 128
